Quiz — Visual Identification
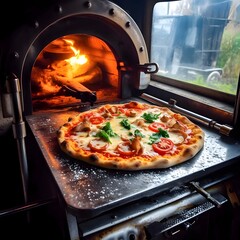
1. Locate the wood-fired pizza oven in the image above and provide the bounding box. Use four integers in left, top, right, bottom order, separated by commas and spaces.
1, 1, 240, 240
1, 0, 158, 115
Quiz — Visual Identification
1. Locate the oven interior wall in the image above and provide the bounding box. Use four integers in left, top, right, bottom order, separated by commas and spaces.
0, 1, 240, 240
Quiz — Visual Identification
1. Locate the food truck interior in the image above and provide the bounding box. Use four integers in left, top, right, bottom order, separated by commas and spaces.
0, 0, 240, 239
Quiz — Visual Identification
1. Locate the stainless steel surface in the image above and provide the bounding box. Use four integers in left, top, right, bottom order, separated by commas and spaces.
25, 99, 240, 219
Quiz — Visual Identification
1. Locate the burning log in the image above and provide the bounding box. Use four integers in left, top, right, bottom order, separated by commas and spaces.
31, 63, 102, 99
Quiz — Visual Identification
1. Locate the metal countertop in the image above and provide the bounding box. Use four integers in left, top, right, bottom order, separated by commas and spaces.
26, 109, 240, 218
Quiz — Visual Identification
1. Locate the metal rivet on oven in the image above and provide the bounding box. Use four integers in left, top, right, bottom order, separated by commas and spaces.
139, 46, 144, 52
13, 52, 19, 59
125, 21, 131, 28
33, 21, 39, 28
84, 1, 92, 8
109, 8, 115, 15
57, 5, 63, 13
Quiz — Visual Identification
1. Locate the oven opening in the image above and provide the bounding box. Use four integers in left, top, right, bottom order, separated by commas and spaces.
31, 34, 120, 112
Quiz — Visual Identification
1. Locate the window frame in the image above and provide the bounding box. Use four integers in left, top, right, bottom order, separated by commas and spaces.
142, 0, 240, 137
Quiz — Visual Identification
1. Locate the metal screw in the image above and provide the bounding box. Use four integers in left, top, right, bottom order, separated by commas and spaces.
13, 52, 20, 59
125, 21, 131, 28
57, 5, 63, 13
139, 46, 144, 52
34, 21, 39, 28
109, 8, 115, 15
84, 1, 92, 8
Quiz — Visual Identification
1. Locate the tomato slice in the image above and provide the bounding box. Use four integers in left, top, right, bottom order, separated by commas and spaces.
83, 112, 94, 119
88, 139, 109, 152
89, 116, 105, 125
148, 122, 167, 132
116, 142, 136, 156
152, 138, 174, 155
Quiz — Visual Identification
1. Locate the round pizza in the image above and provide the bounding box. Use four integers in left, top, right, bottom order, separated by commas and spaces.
57, 101, 205, 170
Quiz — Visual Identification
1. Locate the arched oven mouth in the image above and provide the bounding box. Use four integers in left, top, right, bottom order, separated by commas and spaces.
31, 33, 118, 111
1, 0, 158, 115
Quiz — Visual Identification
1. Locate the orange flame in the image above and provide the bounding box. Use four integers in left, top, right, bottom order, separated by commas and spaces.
64, 39, 88, 66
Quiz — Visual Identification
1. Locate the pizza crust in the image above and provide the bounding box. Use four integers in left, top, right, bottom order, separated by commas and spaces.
57, 101, 205, 170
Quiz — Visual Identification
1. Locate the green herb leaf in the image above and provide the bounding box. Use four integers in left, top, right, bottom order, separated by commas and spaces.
102, 122, 118, 137
134, 129, 145, 138
96, 130, 112, 143
120, 118, 131, 130
148, 128, 169, 144
141, 112, 161, 123
96, 122, 118, 143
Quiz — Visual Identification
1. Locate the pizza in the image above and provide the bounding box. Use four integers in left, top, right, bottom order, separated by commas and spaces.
57, 101, 205, 170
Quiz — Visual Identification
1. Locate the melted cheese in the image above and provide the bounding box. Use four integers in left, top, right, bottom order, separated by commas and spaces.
69, 107, 189, 156
168, 131, 185, 145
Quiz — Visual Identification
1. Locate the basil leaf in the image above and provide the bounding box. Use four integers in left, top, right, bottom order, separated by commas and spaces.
148, 128, 169, 144
96, 130, 112, 143
120, 118, 131, 130
134, 129, 145, 138
158, 128, 169, 138
102, 122, 111, 131
141, 112, 161, 123
102, 122, 118, 137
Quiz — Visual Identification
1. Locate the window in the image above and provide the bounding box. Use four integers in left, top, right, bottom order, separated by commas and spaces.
148, 0, 240, 133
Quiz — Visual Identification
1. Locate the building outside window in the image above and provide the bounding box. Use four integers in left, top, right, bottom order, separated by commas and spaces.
151, 0, 240, 97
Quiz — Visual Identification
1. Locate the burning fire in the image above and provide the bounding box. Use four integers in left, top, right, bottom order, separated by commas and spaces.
62, 39, 89, 76
64, 39, 88, 66
44, 37, 98, 81
31, 34, 119, 110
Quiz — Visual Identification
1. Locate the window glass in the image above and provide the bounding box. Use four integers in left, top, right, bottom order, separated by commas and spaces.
151, 0, 240, 96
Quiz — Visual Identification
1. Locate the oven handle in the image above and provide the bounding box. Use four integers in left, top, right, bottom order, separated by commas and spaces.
137, 63, 159, 74
144, 192, 227, 239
